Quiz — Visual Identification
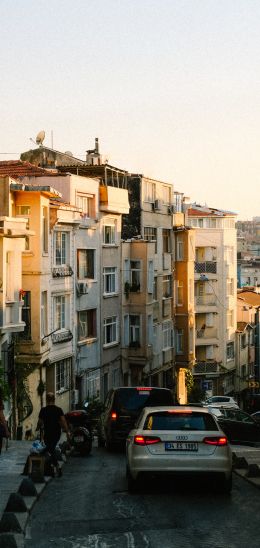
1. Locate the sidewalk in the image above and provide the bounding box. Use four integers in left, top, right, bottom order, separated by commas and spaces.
0, 438, 68, 548
231, 444, 260, 489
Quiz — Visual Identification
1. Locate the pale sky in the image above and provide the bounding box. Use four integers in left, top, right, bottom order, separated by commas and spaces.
1, 0, 259, 219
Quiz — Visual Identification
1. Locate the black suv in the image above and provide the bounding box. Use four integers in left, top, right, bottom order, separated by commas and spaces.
98, 386, 174, 450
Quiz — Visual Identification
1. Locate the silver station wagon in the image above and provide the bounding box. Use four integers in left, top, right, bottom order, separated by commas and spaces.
126, 406, 232, 493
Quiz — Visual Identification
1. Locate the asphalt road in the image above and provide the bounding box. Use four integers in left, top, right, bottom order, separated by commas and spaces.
25, 443, 260, 548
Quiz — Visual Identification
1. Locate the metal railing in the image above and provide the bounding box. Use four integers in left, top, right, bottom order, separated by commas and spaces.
195, 261, 217, 274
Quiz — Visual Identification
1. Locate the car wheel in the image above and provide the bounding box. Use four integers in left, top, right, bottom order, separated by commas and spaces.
221, 475, 232, 494
126, 467, 139, 493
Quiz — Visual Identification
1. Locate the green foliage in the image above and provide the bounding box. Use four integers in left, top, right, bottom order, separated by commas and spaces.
86, 397, 104, 419
188, 384, 206, 403
37, 379, 46, 397
0, 363, 11, 400
185, 369, 194, 394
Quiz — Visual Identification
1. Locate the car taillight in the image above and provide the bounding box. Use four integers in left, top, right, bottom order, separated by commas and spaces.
134, 435, 161, 445
136, 387, 152, 391
203, 436, 228, 446
111, 412, 117, 420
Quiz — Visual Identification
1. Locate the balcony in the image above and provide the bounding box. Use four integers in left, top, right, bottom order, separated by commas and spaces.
193, 361, 220, 376
52, 330, 73, 344
52, 265, 73, 278
196, 327, 218, 345
195, 262, 217, 274
195, 295, 217, 306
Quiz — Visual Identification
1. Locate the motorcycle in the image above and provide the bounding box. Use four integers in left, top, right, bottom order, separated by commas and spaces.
65, 409, 92, 456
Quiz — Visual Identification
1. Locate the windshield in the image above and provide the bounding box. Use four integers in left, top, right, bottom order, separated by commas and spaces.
114, 389, 173, 413
143, 411, 219, 431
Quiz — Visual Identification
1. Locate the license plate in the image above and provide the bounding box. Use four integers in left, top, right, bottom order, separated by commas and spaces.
165, 441, 198, 452
74, 436, 84, 443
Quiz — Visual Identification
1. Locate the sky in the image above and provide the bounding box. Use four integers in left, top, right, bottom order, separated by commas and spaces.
0, 0, 259, 220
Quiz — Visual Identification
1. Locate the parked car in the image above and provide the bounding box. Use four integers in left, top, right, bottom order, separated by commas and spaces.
251, 411, 260, 424
126, 406, 232, 493
97, 387, 174, 450
207, 406, 260, 444
204, 396, 239, 408
245, 394, 260, 414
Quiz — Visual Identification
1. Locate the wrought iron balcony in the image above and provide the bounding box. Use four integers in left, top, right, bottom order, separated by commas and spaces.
193, 361, 219, 375
195, 261, 217, 274
52, 265, 73, 278
52, 330, 73, 344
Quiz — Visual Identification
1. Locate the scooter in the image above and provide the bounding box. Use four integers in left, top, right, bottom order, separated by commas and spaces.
65, 409, 92, 456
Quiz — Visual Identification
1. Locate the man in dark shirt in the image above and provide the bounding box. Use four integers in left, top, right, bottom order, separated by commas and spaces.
37, 392, 70, 476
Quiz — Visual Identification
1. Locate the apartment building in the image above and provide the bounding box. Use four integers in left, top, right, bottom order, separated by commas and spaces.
237, 289, 260, 400
187, 205, 237, 398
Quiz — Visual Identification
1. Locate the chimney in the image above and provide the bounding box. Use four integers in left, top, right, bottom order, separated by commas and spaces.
95, 138, 99, 154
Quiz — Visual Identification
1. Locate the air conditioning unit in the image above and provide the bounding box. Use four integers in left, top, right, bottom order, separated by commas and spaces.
154, 199, 162, 210
168, 205, 176, 214
76, 282, 88, 295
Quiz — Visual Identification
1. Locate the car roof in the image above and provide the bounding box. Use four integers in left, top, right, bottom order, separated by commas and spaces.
141, 405, 211, 414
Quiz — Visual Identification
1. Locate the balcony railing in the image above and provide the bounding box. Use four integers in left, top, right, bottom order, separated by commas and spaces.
52, 330, 73, 344
193, 361, 219, 375
52, 265, 73, 278
195, 295, 216, 306
195, 261, 217, 274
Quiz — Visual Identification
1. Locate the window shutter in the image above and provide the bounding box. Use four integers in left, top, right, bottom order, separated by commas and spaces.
124, 315, 129, 346
147, 260, 154, 294
124, 259, 130, 284
206, 345, 214, 359
148, 314, 153, 345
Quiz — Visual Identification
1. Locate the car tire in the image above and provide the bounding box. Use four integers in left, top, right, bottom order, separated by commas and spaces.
126, 467, 139, 493
221, 475, 232, 494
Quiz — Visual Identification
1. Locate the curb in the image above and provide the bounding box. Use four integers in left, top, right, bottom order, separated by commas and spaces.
232, 451, 260, 490
0, 447, 72, 548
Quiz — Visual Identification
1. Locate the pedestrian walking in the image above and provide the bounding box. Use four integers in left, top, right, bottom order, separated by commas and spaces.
0, 389, 10, 454
37, 392, 70, 476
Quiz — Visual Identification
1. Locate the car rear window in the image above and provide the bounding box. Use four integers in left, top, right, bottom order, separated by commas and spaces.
114, 388, 173, 412
143, 411, 219, 431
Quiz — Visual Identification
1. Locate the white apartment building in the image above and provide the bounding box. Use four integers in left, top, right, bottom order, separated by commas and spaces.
187, 205, 237, 397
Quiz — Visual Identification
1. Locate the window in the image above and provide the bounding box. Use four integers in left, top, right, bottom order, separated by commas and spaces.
112, 368, 120, 387
55, 232, 69, 265
103, 267, 117, 294
19, 291, 31, 340
227, 310, 233, 328
78, 309, 97, 341
55, 357, 70, 392
16, 205, 30, 250
176, 236, 184, 260
147, 260, 154, 294
241, 334, 247, 349
104, 316, 118, 345
42, 206, 48, 253
227, 278, 234, 296
77, 249, 95, 279
130, 260, 141, 291
177, 280, 183, 305
163, 229, 171, 253
76, 193, 95, 218
54, 295, 66, 330
5, 252, 13, 301
227, 342, 235, 360
163, 275, 172, 298
41, 291, 47, 338
153, 277, 158, 300
144, 227, 157, 252
176, 329, 184, 354
163, 321, 173, 349
162, 185, 171, 204
124, 315, 142, 347
103, 223, 116, 245
144, 181, 156, 202
174, 193, 183, 213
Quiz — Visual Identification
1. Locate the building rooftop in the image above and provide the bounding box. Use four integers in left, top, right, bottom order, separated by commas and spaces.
0, 160, 58, 179
188, 204, 236, 217
237, 290, 260, 307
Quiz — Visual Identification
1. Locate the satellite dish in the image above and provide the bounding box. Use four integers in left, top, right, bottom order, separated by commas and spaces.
36, 130, 45, 145
64, 151, 73, 157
